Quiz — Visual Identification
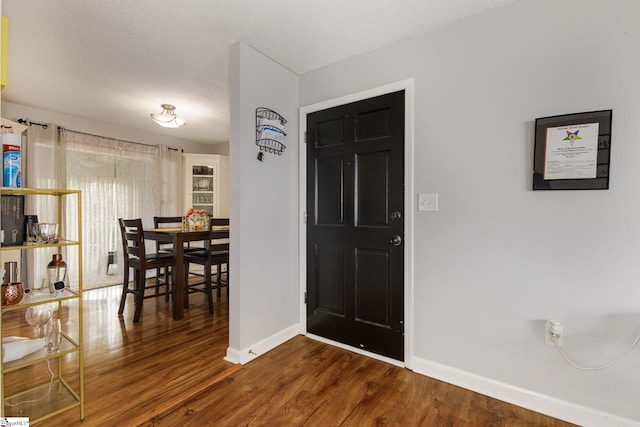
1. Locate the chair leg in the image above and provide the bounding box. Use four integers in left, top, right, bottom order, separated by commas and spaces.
118, 265, 130, 315
133, 270, 144, 323
164, 266, 172, 302
225, 262, 229, 299
155, 267, 161, 296
216, 263, 222, 298
184, 261, 190, 309
206, 263, 214, 315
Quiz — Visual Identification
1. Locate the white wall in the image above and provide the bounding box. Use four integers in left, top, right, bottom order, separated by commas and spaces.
300, 0, 640, 425
227, 42, 299, 363
1, 101, 227, 154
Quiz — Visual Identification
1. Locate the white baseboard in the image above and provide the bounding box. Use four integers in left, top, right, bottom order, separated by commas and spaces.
412, 357, 640, 427
225, 324, 300, 365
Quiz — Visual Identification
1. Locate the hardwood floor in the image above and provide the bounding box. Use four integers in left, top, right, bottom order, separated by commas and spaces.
5, 285, 575, 426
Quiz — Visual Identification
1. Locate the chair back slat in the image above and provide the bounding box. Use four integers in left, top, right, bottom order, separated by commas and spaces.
153, 216, 183, 252
210, 218, 229, 227
205, 219, 230, 254
154, 216, 183, 227
119, 218, 147, 261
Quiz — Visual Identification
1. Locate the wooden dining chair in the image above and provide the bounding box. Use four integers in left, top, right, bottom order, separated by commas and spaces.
153, 216, 181, 297
183, 218, 230, 314
118, 218, 175, 323
209, 218, 230, 297
153, 216, 183, 254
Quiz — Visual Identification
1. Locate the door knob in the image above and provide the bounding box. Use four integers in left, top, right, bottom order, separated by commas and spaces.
391, 235, 402, 246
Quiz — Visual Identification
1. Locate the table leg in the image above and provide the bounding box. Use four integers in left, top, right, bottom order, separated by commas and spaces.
173, 234, 185, 320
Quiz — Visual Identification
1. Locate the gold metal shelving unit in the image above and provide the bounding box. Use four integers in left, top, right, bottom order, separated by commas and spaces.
0, 187, 84, 424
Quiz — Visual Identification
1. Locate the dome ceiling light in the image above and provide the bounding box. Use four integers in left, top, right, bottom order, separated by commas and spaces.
150, 104, 186, 128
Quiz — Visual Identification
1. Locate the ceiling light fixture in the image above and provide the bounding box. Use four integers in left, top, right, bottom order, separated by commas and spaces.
151, 104, 186, 128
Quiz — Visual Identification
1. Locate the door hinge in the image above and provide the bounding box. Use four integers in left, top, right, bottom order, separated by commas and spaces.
304, 131, 308, 144
304, 291, 307, 304
303, 211, 308, 223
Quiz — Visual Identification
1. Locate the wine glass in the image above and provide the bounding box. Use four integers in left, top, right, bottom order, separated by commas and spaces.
25, 305, 53, 338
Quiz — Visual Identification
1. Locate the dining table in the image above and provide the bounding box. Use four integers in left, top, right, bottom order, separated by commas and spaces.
143, 226, 230, 320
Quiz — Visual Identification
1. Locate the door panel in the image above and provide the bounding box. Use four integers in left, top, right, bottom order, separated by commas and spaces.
316, 118, 346, 147
355, 108, 392, 141
355, 248, 390, 327
307, 90, 405, 361
316, 157, 344, 225
315, 244, 346, 316
356, 151, 389, 227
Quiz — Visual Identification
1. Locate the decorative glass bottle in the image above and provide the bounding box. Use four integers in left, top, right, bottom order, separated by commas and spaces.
47, 254, 67, 294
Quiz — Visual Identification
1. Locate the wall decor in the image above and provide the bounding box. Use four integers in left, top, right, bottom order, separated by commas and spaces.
255, 107, 287, 156
533, 109, 612, 190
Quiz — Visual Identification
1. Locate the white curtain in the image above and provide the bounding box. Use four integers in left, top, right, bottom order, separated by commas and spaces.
24, 123, 63, 290
158, 145, 183, 217
26, 125, 182, 289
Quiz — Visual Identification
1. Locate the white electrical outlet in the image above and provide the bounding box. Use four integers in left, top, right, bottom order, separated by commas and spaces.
545, 320, 563, 347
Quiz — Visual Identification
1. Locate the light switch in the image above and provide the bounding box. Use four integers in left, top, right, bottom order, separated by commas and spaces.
418, 193, 438, 212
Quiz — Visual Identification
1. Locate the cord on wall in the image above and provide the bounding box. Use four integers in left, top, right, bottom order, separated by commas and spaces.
552, 330, 640, 371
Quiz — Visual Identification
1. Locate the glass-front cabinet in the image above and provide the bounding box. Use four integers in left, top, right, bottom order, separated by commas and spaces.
182, 154, 229, 218
191, 164, 215, 214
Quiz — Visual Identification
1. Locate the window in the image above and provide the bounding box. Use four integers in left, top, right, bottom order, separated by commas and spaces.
27, 126, 181, 289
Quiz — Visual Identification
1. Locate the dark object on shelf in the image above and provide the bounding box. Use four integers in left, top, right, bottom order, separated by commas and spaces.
1, 195, 25, 246
256, 107, 287, 155
53, 280, 65, 294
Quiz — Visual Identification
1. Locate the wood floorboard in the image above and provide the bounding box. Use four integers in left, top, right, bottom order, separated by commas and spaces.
145, 338, 577, 427
7, 283, 576, 426
6, 282, 234, 427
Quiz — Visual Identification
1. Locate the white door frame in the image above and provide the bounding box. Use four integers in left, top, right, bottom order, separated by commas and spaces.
298, 79, 415, 368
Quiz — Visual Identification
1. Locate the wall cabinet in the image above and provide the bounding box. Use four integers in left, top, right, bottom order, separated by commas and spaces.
182, 153, 229, 218
0, 187, 84, 424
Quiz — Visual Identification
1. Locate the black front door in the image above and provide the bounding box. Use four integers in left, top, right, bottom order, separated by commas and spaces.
306, 90, 405, 361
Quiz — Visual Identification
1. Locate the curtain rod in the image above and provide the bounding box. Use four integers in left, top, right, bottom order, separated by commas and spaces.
58, 127, 182, 152
16, 118, 183, 152
17, 118, 48, 129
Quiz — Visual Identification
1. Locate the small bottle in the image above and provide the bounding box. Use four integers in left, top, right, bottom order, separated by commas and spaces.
2, 126, 22, 188
47, 254, 67, 294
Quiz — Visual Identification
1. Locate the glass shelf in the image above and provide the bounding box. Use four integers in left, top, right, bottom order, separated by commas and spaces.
1, 289, 80, 314
0, 187, 80, 196
0, 239, 80, 252
2, 334, 80, 373
4, 379, 81, 422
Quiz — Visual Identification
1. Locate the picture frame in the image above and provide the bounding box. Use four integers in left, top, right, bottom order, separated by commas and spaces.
533, 109, 612, 190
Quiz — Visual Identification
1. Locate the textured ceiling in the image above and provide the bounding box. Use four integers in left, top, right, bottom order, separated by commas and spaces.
1, 0, 513, 145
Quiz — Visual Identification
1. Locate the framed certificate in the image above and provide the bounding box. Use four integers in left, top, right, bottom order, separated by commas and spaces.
533, 110, 612, 190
